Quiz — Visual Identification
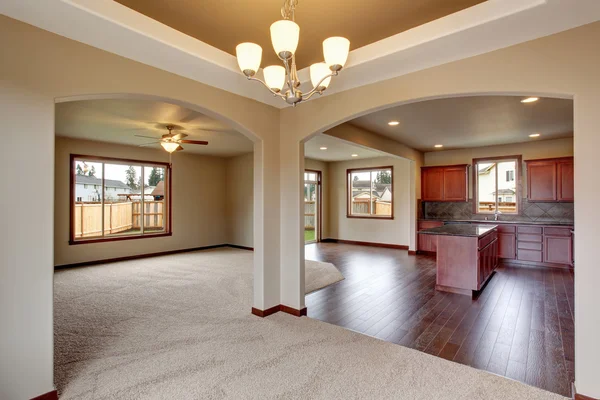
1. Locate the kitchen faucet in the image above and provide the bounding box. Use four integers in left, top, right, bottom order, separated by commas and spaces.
494, 209, 502, 221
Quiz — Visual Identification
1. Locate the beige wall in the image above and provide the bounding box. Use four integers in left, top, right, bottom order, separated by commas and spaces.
226, 153, 254, 248
55, 137, 230, 266
328, 156, 412, 247
279, 22, 600, 397
0, 82, 55, 399
424, 137, 574, 198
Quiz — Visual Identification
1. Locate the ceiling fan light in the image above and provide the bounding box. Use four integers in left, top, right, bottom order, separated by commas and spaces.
236, 42, 262, 77
270, 20, 300, 60
161, 141, 180, 153
310, 62, 332, 90
263, 65, 286, 91
323, 37, 350, 71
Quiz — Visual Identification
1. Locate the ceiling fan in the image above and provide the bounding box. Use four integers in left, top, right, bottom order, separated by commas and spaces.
135, 125, 208, 153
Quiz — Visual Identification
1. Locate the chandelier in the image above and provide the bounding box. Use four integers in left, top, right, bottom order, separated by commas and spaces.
235, 0, 350, 106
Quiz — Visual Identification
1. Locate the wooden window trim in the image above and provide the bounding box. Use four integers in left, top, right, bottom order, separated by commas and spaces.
346, 166, 394, 220
472, 155, 522, 215
69, 154, 172, 245
305, 169, 322, 242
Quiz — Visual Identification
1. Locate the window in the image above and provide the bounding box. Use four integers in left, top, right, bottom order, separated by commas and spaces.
347, 166, 393, 219
71, 155, 171, 244
474, 156, 521, 214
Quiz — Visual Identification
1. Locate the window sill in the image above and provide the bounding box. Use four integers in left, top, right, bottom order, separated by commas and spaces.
346, 215, 394, 220
69, 232, 172, 245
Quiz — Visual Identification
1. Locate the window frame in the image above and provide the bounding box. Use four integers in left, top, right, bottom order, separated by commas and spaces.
472, 155, 522, 215
346, 166, 394, 220
69, 154, 172, 245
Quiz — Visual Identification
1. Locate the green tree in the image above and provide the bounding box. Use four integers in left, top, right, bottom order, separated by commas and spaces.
125, 166, 138, 190
375, 170, 391, 184
88, 165, 96, 177
76, 164, 84, 175
148, 167, 163, 186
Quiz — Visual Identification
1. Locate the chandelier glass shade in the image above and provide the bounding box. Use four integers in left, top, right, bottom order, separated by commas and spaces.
235, 0, 349, 106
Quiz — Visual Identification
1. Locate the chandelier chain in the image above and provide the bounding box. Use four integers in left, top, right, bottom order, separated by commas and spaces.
281, 0, 298, 21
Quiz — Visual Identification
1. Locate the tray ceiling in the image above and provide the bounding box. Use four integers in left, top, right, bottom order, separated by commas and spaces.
114, 0, 485, 69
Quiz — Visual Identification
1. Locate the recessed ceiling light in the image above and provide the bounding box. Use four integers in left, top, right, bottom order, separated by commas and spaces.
319, 146, 327, 150
434, 144, 443, 148
521, 97, 539, 103
351, 154, 358, 157
529, 133, 541, 138
388, 121, 400, 126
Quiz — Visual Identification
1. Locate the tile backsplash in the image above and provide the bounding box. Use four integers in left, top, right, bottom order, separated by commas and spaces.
422, 199, 574, 224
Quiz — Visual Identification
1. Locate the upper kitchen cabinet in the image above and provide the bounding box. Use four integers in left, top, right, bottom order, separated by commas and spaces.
525, 157, 573, 202
421, 165, 469, 202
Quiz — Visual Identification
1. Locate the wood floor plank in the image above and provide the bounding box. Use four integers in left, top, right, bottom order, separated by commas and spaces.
304, 243, 574, 397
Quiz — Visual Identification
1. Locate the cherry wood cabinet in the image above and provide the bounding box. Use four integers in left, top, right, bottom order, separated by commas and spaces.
557, 159, 574, 201
417, 220, 444, 252
498, 233, 516, 259
421, 165, 468, 202
525, 157, 573, 202
421, 167, 444, 201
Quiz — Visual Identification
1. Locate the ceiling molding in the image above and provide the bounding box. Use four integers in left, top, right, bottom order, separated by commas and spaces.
1, 0, 600, 109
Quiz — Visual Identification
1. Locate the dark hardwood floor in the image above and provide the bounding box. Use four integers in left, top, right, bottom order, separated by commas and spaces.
305, 242, 575, 397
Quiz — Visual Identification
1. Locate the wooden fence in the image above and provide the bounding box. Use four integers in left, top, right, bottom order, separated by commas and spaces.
351, 200, 392, 216
477, 201, 517, 213
74, 200, 164, 238
304, 201, 316, 229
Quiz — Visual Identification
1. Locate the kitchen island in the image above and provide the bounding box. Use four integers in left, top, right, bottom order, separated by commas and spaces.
419, 224, 499, 296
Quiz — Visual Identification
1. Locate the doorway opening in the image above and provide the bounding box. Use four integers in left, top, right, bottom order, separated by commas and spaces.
304, 170, 321, 244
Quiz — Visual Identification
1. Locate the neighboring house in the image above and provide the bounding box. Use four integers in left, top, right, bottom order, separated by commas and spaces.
151, 181, 165, 200
75, 175, 130, 202
477, 163, 517, 203
352, 180, 391, 201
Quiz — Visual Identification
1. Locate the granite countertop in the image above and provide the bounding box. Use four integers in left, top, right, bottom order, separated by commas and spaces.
419, 219, 574, 227
419, 224, 497, 238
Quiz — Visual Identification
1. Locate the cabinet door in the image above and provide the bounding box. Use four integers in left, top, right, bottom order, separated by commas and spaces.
443, 167, 468, 201
544, 235, 573, 265
498, 233, 516, 259
527, 161, 557, 201
422, 168, 444, 201
418, 234, 438, 252
557, 159, 574, 202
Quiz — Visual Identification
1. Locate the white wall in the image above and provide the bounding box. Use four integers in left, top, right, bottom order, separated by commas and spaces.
55, 137, 230, 266
0, 83, 55, 399
328, 156, 412, 247
226, 153, 254, 248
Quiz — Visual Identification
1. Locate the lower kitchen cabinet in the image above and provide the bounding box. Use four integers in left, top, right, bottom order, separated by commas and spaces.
498, 233, 516, 259
544, 234, 573, 265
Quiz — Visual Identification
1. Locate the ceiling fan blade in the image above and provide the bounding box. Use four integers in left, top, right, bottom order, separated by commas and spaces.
138, 141, 161, 147
171, 132, 188, 141
134, 134, 162, 139
175, 145, 184, 152
179, 139, 208, 145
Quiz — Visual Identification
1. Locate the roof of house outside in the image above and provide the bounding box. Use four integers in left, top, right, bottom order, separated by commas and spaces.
493, 189, 516, 195
151, 181, 164, 197
75, 174, 130, 189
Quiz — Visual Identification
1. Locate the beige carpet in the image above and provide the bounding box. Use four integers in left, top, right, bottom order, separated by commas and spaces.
54, 247, 564, 399
305, 259, 344, 293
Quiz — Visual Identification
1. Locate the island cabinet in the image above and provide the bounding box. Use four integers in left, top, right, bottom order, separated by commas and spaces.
525, 157, 573, 202
497, 225, 516, 259
421, 165, 469, 202
417, 220, 444, 252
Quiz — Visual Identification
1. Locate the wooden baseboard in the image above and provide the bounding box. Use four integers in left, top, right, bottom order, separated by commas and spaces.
55, 243, 253, 269
251, 304, 307, 318
280, 304, 308, 317
251, 305, 280, 318
31, 390, 58, 400
322, 238, 408, 250
573, 383, 599, 400
571, 382, 600, 400
227, 244, 254, 251
502, 259, 573, 270
417, 250, 436, 256
435, 284, 472, 297
408, 250, 417, 256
